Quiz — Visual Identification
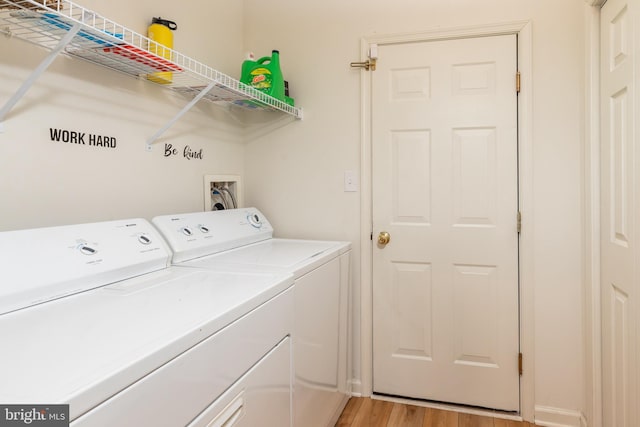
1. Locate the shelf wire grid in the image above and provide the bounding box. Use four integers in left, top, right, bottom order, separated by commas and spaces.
0, 0, 301, 118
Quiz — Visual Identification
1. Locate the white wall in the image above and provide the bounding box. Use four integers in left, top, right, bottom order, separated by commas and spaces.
0, 0, 246, 231
242, 0, 587, 422
0, 0, 589, 422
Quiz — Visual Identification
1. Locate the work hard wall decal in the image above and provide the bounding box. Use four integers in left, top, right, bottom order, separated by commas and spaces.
49, 128, 117, 149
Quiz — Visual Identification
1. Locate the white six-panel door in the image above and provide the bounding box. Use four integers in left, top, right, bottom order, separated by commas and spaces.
371, 34, 520, 411
601, 0, 638, 426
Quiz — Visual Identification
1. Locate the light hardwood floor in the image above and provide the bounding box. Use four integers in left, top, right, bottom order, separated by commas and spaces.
335, 397, 533, 427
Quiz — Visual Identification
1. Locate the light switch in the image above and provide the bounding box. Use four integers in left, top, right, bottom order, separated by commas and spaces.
344, 170, 358, 192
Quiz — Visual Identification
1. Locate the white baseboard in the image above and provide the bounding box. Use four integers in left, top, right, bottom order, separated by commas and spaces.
348, 379, 363, 397
535, 406, 587, 427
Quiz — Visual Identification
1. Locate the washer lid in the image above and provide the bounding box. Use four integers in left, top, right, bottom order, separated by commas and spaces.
0, 267, 293, 420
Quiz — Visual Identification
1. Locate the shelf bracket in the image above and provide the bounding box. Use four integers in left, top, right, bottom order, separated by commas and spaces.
145, 80, 219, 151
0, 22, 81, 131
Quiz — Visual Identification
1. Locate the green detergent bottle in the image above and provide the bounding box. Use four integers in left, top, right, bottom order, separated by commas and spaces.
240, 50, 286, 102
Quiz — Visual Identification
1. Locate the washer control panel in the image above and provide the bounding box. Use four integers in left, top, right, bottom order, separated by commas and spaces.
247, 212, 263, 228
152, 208, 274, 263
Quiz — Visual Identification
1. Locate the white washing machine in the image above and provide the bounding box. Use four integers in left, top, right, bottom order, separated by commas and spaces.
152, 208, 351, 427
0, 218, 294, 427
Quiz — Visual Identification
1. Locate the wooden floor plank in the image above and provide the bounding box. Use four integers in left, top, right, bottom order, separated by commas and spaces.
387, 402, 405, 426
422, 407, 458, 427
387, 402, 426, 427
494, 418, 529, 427
351, 397, 395, 427
335, 396, 363, 426
335, 397, 531, 427
458, 412, 494, 427
349, 396, 372, 427
368, 399, 394, 426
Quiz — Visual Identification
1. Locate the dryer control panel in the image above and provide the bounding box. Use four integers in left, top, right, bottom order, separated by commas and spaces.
152, 208, 274, 264
0, 219, 170, 315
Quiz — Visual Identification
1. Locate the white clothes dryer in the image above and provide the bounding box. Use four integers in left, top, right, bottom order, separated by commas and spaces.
0, 218, 294, 427
152, 208, 351, 427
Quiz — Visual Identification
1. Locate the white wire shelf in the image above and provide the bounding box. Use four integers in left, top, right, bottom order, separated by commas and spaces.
0, 0, 303, 142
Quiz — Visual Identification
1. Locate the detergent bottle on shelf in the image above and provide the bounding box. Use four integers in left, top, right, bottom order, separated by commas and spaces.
240, 50, 286, 102
147, 17, 177, 84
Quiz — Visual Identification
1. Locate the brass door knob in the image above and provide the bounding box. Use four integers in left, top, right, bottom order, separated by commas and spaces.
378, 231, 391, 245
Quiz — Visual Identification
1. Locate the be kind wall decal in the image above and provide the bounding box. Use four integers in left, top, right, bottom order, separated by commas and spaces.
164, 143, 204, 160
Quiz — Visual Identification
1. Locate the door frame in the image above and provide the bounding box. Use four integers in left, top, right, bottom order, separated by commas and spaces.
584, 2, 605, 427
357, 21, 534, 420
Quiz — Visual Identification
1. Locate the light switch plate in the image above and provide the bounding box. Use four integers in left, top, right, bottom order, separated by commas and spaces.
344, 170, 358, 192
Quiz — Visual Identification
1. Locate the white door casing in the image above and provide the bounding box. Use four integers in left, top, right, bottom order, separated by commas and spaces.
371, 34, 520, 411
600, 0, 638, 426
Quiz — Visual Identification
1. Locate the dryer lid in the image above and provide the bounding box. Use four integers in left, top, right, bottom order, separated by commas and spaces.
0, 267, 292, 419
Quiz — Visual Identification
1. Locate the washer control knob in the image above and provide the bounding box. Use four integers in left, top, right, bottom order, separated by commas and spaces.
247, 213, 262, 228
181, 227, 193, 236
198, 225, 210, 234
137, 234, 152, 245
79, 245, 97, 256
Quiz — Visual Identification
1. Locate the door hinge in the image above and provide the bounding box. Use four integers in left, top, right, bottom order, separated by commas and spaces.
517, 211, 522, 234
516, 71, 521, 93
518, 352, 523, 376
